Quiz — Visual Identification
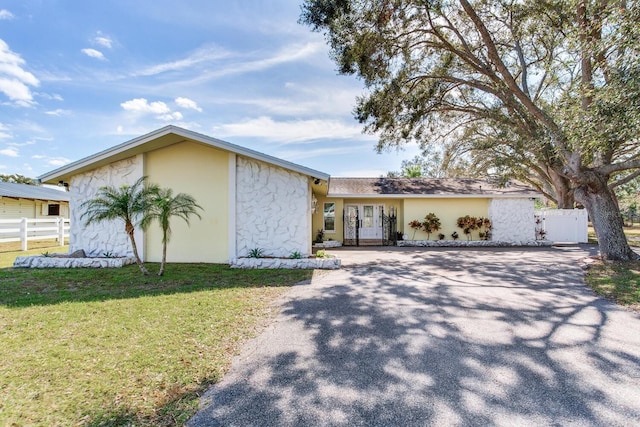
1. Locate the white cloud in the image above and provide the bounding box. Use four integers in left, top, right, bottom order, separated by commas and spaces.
47, 157, 71, 167
31, 154, 71, 167
189, 42, 324, 84
0, 9, 14, 20
81, 48, 106, 60
175, 97, 202, 112
277, 145, 371, 161
94, 35, 113, 49
36, 92, 64, 101
121, 98, 170, 114
0, 147, 19, 157
158, 111, 183, 121
214, 116, 369, 143
0, 123, 10, 139
45, 109, 72, 116
133, 44, 230, 77
0, 39, 39, 105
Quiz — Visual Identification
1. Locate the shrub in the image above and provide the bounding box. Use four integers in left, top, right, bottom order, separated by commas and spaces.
247, 248, 264, 258
456, 216, 492, 240
408, 220, 422, 240
422, 213, 441, 240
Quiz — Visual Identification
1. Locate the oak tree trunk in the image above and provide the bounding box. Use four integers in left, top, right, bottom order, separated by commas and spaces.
574, 174, 639, 261
549, 167, 575, 209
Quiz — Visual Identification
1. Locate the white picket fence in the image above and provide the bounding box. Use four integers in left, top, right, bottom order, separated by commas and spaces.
534, 209, 588, 243
0, 218, 70, 250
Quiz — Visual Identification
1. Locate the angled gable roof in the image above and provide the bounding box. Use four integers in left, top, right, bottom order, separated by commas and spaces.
38, 125, 330, 184
328, 177, 540, 198
0, 182, 70, 201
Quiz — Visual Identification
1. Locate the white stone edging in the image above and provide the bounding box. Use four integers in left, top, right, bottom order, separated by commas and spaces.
231, 257, 341, 269
14, 256, 137, 268
397, 240, 553, 247
313, 241, 343, 248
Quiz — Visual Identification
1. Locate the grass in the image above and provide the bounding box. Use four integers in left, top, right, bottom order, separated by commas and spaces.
0, 261, 312, 426
588, 224, 640, 247
583, 224, 640, 311
0, 241, 69, 268
585, 260, 640, 311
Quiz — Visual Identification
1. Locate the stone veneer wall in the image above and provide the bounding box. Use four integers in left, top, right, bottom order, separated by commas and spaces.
488, 198, 536, 243
69, 156, 144, 257
236, 157, 310, 258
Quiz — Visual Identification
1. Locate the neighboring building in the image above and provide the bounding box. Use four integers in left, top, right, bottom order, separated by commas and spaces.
38, 125, 540, 264
0, 182, 70, 220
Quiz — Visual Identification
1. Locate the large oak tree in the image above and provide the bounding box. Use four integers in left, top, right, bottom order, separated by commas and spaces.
301, 0, 640, 260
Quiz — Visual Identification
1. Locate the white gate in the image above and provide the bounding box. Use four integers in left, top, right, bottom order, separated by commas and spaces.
535, 209, 588, 243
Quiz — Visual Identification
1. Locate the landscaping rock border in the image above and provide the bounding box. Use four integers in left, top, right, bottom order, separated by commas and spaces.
231, 257, 341, 269
13, 256, 137, 268
313, 241, 343, 248
397, 240, 553, 247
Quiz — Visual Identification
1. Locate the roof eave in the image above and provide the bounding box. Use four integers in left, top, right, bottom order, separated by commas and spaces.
327, 193, 541, 199
38, 125, 330, 183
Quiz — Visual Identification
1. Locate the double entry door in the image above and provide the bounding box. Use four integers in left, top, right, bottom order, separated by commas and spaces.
344, 204, 383, 240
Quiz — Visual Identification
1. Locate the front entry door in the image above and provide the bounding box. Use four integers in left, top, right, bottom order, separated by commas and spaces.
345, 204, 383, 241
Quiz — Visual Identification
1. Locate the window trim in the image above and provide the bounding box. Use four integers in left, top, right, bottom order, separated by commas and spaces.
47, 203, 61, 216
323, 202, 336, 233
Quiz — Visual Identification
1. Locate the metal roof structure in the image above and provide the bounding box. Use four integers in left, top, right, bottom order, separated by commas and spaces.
0, 182, 70, 201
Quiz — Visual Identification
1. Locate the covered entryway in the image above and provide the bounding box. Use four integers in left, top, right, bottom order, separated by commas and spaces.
343, 204, 397, 246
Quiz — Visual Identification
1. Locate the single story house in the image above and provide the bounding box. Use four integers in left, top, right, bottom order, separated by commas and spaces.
0, 181, 70, 220
38, 125, 540, 263
313, 177, 540, 245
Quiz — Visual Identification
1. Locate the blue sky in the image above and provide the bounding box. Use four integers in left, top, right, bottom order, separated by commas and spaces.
0, 0, 419, 179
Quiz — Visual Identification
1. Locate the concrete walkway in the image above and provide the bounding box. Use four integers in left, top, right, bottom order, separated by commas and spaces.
189, 246, 640, 426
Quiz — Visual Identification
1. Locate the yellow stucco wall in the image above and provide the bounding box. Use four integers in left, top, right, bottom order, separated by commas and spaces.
312, 196, 344, 242
144, 141, 229, 263
313, 197, 490, 242
403, 198, 489, 240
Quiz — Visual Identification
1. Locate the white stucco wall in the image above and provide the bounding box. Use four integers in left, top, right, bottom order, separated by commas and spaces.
69, 155, 144, 257
488, 198, 536, 243
235, 157, 310, 258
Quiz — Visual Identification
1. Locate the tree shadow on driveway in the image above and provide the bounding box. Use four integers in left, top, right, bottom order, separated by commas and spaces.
189, 246, 640, 426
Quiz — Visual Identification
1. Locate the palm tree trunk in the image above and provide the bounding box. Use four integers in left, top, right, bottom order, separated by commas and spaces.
158, 230, 167, 276
126, 222, 149, 275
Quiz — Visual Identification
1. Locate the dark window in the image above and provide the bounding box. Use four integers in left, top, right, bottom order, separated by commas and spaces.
48, 204, 60, 216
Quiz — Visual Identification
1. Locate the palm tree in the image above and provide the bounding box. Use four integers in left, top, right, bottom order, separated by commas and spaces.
81, 176, 158, 275
146, 187, 202, 276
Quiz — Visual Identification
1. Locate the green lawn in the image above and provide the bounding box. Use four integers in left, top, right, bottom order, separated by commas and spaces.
584, 225, 640, 311
0, 243, 69, 269
0, 262, 312, 426
585, 260, 640, 311
588, 225, 640, 247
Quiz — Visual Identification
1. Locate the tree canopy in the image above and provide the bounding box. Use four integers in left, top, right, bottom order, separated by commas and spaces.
0, 174, 36, 185
301, 0, 640, 260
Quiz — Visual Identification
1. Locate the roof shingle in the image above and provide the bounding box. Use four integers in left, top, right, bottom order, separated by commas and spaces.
328, 177, 539, 197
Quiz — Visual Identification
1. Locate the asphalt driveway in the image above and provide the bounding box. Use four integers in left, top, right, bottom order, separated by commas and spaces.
189, 246, 640, 426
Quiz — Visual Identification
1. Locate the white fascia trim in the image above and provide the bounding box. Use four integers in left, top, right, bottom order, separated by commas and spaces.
228, 153, 237, 263
327, 193, 540, 199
